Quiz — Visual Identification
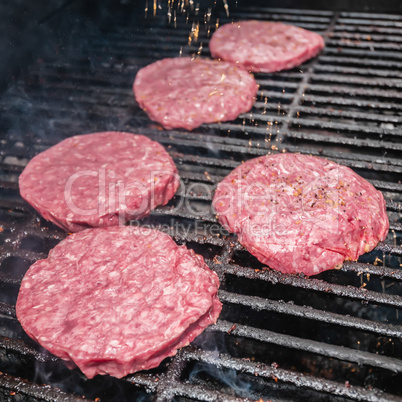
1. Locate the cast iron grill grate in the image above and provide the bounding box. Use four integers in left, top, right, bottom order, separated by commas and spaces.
0, 4, 401, 402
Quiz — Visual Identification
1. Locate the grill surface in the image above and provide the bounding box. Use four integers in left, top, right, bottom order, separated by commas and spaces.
0, 2, 402, 401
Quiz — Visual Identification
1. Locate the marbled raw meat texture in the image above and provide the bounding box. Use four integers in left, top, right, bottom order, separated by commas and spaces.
209, 21, 325, 73
133, 57, 258, 130
19, 132, 179, 232
213, 153, 389, 276
16, 226, 222, 379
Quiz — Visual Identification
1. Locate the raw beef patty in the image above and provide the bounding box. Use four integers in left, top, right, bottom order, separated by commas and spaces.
16, 226, 222, 379
19, 132, 179, 232
209, 21, 325, 73
213, 153, 389, 276
133, 57, 258, 130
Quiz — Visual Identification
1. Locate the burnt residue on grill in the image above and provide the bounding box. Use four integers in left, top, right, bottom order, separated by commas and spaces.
0, 1, 402, 401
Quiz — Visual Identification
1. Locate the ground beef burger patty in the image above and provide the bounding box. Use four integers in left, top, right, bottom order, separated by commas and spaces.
133, 57, 258, 130
213, 153, 389, 276
209, 21, 325, 73
16, 226, 222, 379
19, 132, 179, 232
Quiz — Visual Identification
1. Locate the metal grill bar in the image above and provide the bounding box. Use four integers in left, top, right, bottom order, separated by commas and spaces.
285, 105, 401, 123
212, 262, 402, 309
340, 12, 402, 19
184, 348, 401, 402
0, 337, 54, 364
323, 47, 402, 60
310, 75, 402, 89
284, 130, 401, 151
302, 94, 402, 110
327, 40, 402, 51
0, 373, 86, 402
333, 26, 402, 35
342, 260, 402, 276
336, 18, 402, 27
318, 55, 402, 68
303, 84, 402, 98
282, 146, 402, 170
210, 320, 402, 372
219, 290, 402, 338
257, 116, 400, 139
329, 32, 402, 42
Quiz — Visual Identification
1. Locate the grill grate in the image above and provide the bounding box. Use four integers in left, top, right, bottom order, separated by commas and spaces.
0, 3, 402, 401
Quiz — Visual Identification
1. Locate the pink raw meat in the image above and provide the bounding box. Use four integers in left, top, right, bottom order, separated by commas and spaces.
16, 226, 222, 379
133, 57, 258, 130
209, 21, 325, 73
213, 153, 389, 276
19, 132, 179, 232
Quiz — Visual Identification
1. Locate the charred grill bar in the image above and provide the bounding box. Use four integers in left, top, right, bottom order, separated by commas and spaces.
0, 2, 402, 401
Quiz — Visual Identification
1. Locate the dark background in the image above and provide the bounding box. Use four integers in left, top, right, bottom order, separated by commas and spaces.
1, 0, 402, 91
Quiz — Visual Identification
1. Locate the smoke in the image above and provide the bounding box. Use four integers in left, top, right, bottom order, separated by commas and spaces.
188, 331, 254, 398
189, 361, 253, 397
